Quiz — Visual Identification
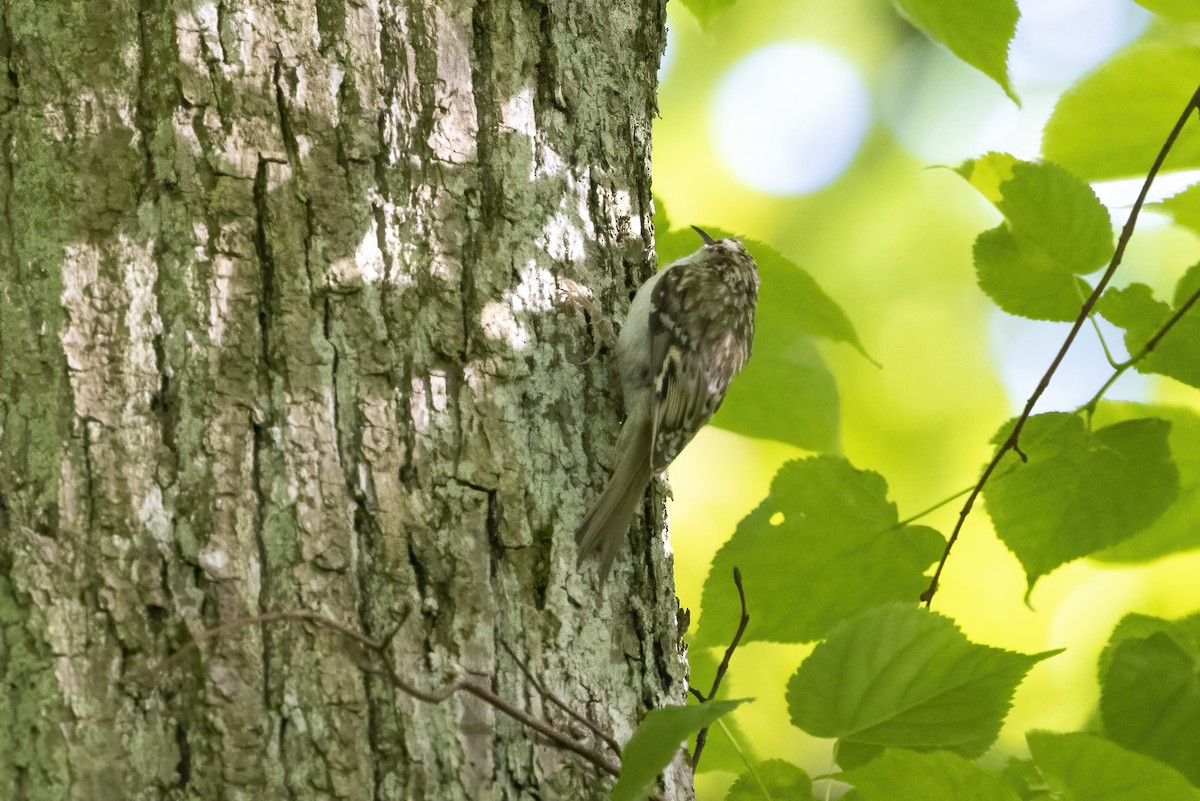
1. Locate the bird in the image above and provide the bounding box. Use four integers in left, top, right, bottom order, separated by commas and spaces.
576, 226, 760, 582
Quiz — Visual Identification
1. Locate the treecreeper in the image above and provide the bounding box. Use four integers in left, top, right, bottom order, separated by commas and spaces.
576, 227, 760, 582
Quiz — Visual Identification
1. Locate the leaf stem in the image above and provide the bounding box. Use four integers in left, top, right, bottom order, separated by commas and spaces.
1075, 278, 1121, 369
716, 717, 773, 800
895, 484, 977, 529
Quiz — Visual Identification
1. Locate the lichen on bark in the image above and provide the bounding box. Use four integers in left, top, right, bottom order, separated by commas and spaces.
0, 0, 687, 799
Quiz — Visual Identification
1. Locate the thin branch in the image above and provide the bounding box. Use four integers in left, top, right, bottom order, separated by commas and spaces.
692, 568, 750, 770
921, 84, 1200, 605
499, 640, 622, 755
1081, 279, 1200, 417
135, 610, 622, 778
455, 681, 621, 777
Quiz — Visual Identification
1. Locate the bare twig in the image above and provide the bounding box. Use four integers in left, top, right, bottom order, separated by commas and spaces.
921, 84, 1200, 605
499, 640, 622, 755
136, 609, 622, 778
1081, 279, 1200, 417
692, 568, 750, 770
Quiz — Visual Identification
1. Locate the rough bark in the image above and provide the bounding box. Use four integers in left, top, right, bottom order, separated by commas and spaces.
0, 0, 688, 799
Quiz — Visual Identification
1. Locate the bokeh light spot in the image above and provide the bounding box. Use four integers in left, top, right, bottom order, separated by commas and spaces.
989, 311, 1149, 413
710, 43, 871, 195
1010, 0, 1149, 88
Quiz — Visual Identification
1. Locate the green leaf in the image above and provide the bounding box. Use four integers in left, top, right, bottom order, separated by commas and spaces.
891, 0, 1020, 103
694, 458, 945, 647
838, 749, 1021, 801
984, 413, 1179, 593
1155, 183, 1200, 235
654, 205, 870, 452
1098, 612, 1200, 677
676, 0, 739, 27
1101, 624, 1200, 785
749, 237, 873, 359
1043, 44, 1200, 181
963, 156, 1114, 274
612, 699, 747, 801
1027, 731, 1200, 801
834, 740, 885, 770
973, 227, 1094, 321
1091, 404, 1200, 563
725, 760, 815, 801
1132, 0, 1200, 23
1001, 757, 1055, 800
787, 604, 1058, 757
958, 155, 1113, 320
957, 151, 1019, 202
1098, 267, 1200, 389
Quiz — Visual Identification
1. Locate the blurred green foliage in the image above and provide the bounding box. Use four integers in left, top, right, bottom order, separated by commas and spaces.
615, 0, 1200, 798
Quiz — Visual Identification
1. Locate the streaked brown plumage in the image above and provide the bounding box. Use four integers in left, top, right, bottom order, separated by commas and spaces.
576, 228, 760, 582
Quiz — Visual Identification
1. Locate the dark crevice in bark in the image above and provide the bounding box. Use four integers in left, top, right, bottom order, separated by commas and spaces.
469, 0, 499, 222
406, 540, 428, 601
273, 53, 323, 305
146, 602, 168, 638
463, 0, 498, 367
403, 3, 439, 175
279, 716, 300, 801
531, 511, 552, 611
633, 159, 653, 254
135, 1, 180, 490
253, 159, 276, 371
78, 418, 98, 538
215, 0, 231, 67
133, 0, 157, 202
301, 193, 319, 305
273, 56, 301, 164
194, 13, 230, 124
323, 297, 346, 459
652, 635, 674, 698
149, 329, 174, 449
250, 419, 273, 714
528, 0, 567, 118
175, 720, 192, 787
1, 9, 18, 292
0, 12, 16, 105
352, 502, 392, 801
486, 485, 501, 556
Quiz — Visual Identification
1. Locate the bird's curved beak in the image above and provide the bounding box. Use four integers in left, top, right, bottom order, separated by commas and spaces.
691, 225, 716, 245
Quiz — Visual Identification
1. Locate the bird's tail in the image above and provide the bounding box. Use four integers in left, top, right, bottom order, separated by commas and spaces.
575, 419, 653, 584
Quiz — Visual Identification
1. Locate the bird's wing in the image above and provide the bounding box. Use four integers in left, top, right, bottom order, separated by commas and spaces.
649, 267, 725, 471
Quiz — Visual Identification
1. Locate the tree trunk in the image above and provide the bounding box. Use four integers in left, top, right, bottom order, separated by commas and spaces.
0, 0, 689, 798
